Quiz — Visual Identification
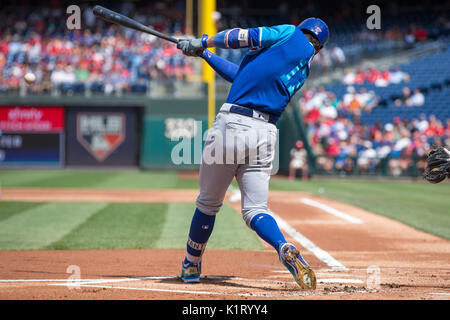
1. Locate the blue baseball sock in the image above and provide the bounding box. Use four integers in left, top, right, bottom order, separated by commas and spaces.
250, 213, 286, 254
185, 208, 216, 264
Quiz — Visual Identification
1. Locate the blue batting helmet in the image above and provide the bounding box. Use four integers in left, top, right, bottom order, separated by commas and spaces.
298, 18, 329, 49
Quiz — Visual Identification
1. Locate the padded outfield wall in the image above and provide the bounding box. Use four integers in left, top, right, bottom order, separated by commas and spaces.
0, 96, 295, 172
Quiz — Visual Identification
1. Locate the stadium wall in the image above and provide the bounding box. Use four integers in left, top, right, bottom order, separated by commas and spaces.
0, 97, 236, 170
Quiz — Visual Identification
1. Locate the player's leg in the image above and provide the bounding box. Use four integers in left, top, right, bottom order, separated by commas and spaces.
236, 164, 286, 253
233, 119, 286, 252
235, 121, 316, 289
180, 162, 236, 282
181, 113, 237, 282
237, 166, 316, 289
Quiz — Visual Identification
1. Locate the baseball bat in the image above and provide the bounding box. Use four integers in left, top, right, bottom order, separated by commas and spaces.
92, 5, 179, 44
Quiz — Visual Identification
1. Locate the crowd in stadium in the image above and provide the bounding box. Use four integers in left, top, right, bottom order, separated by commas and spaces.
1, 0, 448, 94
300, 103, 449, 176
300, 64, 428, 118
298, 55, 449, 176
342, 65, 410, 87
0, 1, 195, 95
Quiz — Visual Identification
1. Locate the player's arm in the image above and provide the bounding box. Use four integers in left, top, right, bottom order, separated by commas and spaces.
201, 49, 239, 83
205, 25, 295, 49
204, 28, 258, 49
177, 25, 295, 55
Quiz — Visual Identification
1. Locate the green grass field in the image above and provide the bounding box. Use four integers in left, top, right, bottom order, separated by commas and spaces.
0, 169, 449, 251
0, 201, 264, 251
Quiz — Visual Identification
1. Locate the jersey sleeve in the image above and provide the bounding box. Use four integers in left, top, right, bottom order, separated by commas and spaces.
202, 49, 239, 83
248, 24, 296, 49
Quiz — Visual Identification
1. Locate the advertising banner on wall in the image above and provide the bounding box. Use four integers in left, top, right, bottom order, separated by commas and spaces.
66, 107, 139, 166
0, 106, 65, 167
0, 106, 64, 132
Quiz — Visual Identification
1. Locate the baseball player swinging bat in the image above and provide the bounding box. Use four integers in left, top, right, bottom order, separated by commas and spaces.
177, 19, 329, 291
93, 6, 329, 290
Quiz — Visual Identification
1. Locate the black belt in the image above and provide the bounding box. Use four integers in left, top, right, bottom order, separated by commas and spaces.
228, 105, 277, 125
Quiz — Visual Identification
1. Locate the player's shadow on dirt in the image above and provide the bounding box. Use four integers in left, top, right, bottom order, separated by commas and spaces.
157, 275, 294, 292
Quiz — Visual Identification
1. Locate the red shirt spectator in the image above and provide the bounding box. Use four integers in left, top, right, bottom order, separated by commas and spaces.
424, 124, 437, 137
354, 67, 366, 84
381, 69, 391, 82
0, 39, 8, 55
324, 139, 340, 156
414, 27, 428, 42
366, 67, 381, 83
445, 120, 450, 136
304, 108, 320, 123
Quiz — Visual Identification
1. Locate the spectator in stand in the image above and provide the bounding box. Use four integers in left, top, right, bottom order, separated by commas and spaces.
417, 113, 429, 132
413, 25, 428, 42
390, 66, 410, 84
357, 141, 377, 174
324, 137, 340, 157
330, 45, 346, 67
335, 138, 357, 175
342, 68, 355, 85
320, 100, 338, 119
366, 66, 381, 84
375, 67, 391, 87
410, 88, 425, 106
394, 87, 413, 106
353, 67, 366, 84
404, 26, 416, 45
357, 87, 379, 112
425, 116, 444, 137
289, 141, 309, 181
347, 91, 362, 116
312, 86, 328, 107
388, 126, 413, 176
342, 86, 356, 108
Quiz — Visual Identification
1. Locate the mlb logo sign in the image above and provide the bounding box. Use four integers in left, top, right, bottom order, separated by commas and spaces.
77, 113, 126, 162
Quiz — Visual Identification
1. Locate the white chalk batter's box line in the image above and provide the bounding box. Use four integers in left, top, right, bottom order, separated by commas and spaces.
0, 276, 369, 298
4, 276, 447, 298
49, 275, 363, 286
299, 198, 363, 224
0, 275, 360, 285
228, 185, 355, 271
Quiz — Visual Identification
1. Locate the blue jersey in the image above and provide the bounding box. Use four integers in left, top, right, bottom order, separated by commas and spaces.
226, 25, 315, 120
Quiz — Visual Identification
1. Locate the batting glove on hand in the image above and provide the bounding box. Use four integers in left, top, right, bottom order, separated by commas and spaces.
177, 35, 208, 57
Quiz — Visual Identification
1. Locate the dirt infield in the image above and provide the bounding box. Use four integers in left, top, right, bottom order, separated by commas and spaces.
0, 188, 449, 300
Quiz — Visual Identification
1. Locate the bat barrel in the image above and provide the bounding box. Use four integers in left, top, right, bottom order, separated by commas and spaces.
93, 5, 179, 44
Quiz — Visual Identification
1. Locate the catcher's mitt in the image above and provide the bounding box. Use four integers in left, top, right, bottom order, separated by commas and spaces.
423, 147, 450, 184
